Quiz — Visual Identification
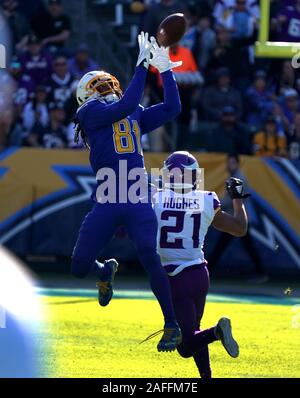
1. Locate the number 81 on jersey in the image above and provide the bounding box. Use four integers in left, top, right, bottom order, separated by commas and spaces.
113, 118, 142, 155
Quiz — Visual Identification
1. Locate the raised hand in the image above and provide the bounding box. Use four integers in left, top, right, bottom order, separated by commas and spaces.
136, 31, 153, 69
226, 177, 251, 200
149, 37, 182, 74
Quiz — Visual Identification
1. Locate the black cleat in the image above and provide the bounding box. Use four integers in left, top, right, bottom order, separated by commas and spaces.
215, 317, 239, 358
157, 325, 182, 352
96, 259, 118, 307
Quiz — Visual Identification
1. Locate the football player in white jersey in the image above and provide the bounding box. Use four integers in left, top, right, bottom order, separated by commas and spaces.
152, 151, 250, 378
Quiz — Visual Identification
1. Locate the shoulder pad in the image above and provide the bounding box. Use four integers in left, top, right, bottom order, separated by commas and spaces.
76, 97, 103, 115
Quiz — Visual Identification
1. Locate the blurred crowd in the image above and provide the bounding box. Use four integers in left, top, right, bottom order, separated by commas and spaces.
138, 0, 300, 159
0, 0, 99, 150
1, 0, 300, 160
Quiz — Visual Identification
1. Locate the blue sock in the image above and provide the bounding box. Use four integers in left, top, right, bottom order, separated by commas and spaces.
139, 251, 177, 326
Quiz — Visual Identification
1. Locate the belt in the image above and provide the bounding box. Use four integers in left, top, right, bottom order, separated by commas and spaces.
164, 262, 206, 274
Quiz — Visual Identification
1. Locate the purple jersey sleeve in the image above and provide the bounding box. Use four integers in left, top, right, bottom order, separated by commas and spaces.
212, 192, 221, 212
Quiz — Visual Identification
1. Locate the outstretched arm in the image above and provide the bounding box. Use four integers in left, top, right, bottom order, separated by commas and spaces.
212, 177, 250, 237
140, 40, 182, 134
83, 32, 152, 127
140, 70, 181, 134
212, 200, 248, 237
93, 66, 148, 126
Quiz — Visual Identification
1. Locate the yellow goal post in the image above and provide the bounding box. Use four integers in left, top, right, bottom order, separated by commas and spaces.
255, 0, 300, 58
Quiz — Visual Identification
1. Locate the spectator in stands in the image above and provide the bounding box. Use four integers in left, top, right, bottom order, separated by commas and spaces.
149, 44, 203, 151
207, 23, 256, 91
64, 80, 79, 125
203, 67, 242, 121
295, 76, 300, 96
10, 56, 35, 108
277, 0, 300, 42
210, 2, 258, 89
0, 69, 16, 149
179, 7, 199, 57
194, 0, 214, 16
31, 0, 71, 53
26, 102, 67, 149
270, 0, 282, 40
170, 45, 204, 86
15, 0, 45, 19
278, 61, 296, 95
253, 115, 287, 157
1, 0, 30, 51
213, 0, 259, 30
208, 153, 268, 284
282, 0, 296, 4
288, 112, 300, 159
196, 15, 216, 70
272, 102, 289, 135
170, 44, 204, 150
20, 34, 53, 86
142, 0, 186, 37
230, 0, 256, 39
245, 70, 276, 130
22, 86, 49, 132
214, 0, 235, 29
206, 26, 231, 77
281, 88, 300, 127
213, 107, 248, 151
68, 43, 99, 80
210, 106, 251, 154
46, 55, 75, 106
7, 112, 24, 146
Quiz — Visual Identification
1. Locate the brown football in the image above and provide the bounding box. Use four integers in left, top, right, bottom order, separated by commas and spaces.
156, 13, 187, 47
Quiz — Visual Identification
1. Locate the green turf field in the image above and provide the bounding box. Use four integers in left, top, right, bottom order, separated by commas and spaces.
37, 289, 300, 378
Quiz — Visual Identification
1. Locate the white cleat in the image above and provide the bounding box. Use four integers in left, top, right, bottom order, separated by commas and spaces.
215, 317, 239, 358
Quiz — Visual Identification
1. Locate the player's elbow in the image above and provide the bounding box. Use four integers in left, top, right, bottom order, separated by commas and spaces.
234, 230, 247, 238
173, 99, 182, 116
118, 97, 139, 116
168, 100, 181, 118
233, 224, 248, 237
126, 102, 139, 115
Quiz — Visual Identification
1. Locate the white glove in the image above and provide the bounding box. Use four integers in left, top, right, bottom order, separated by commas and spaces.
149, 38, 182, 73
136, 31, 153, 69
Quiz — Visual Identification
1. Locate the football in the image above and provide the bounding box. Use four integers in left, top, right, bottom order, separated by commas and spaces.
156, 13, 187, 47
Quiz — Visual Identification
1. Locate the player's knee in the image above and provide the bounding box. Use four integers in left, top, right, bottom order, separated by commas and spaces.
138, 247, 157, 260
71, 257, 91, 279
138, 249, 161, 272
177, 343, 193, 359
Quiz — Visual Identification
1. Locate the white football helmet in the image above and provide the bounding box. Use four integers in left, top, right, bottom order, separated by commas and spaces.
76, 70, 123, 105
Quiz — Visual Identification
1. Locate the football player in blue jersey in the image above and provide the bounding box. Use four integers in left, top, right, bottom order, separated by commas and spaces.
71, 32, 183, 352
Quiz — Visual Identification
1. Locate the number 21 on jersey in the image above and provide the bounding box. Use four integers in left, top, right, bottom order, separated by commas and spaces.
112, 118, 142, 155
160, 210, 201, 249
